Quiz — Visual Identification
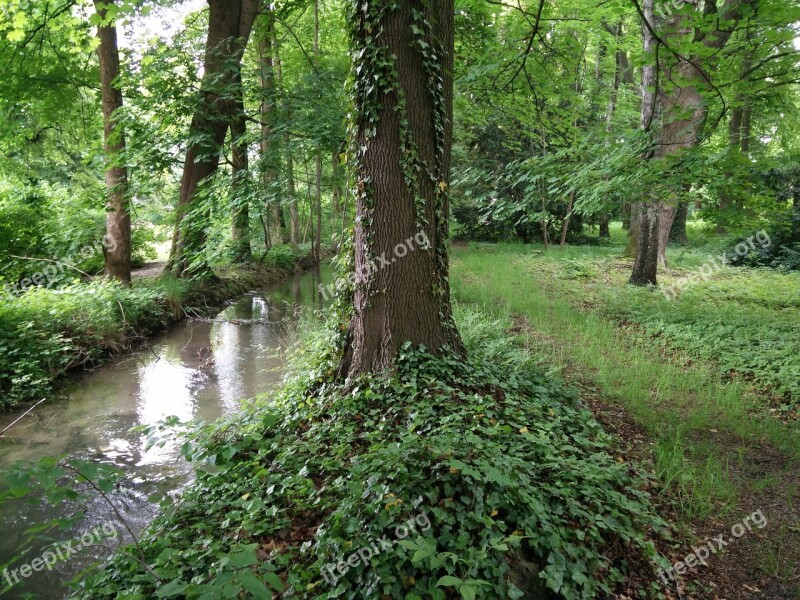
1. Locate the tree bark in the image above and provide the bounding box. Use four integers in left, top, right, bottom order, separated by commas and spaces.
166, 0, 259, 277
230, 104, 251, 261
625, 201, 640, 256
272, 28, 299, 248
95, 0, 131, 283
629, 202, 660, 285
628, 5, 651, 262
339, 0, 464, 378
632, 0, 751, 281
257, 7, 286, 247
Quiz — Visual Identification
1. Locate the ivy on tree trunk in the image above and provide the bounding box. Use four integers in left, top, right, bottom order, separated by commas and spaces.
338, 0, 464, 378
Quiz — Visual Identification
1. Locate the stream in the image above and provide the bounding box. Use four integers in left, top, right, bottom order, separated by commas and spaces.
0, 264, 332, 599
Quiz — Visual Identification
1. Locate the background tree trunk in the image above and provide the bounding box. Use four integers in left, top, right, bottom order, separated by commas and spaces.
95, 0, 131, 283
166, 0, 259, 277
599, 214, 610, 238
339, 0, 463, 378
313, 0, 322, 261
273, 29, 299, 248
230, 105, 252, 262
257, 7, 286, 248
560, 189, 574, 247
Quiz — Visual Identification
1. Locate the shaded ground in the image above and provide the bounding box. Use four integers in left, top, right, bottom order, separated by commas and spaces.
131, 260, 165, 279
452, 244, 800, 599
511, 315, 800, 599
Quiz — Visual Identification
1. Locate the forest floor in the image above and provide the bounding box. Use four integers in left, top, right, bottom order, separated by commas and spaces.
451, 237, 800, 599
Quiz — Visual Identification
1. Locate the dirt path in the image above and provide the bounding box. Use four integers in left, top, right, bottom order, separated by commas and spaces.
131, 261, 165, 279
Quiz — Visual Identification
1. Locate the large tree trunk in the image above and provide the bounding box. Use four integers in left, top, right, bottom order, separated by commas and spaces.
338, 0, 464, 378
166, 0, 259, 277
95, 0, 131, 283
632, 0, 750, 282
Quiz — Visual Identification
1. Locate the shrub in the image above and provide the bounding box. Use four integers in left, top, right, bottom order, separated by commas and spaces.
74, 308, 666, 600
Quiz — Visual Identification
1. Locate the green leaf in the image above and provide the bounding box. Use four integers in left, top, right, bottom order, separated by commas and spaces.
436, 575, 462, 587
239, 572, 272, 599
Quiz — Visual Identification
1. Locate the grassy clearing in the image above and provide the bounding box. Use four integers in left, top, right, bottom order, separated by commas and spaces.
69, 307, 666, 600
450, 232, 800, 596
450, 235, 800, 519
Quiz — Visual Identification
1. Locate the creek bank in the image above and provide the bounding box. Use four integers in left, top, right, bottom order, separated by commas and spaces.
0, 251, 324, 412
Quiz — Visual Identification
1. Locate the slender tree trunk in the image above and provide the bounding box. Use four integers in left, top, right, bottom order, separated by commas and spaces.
313, 0, 322, 261
95, 0, 131, 283
166, 0, 259, 277
560, 189, 574, 247
257, 7, 286, 248
716, 106, 742, 233
331, 149, 342, 222
339, 0, 464, 378
315, 152, 322, 257
230, 105, 251, 262
600, 21, 623, 241
273, 30, 299, 248
629, 0, 657, 269
670, 201, 688, 244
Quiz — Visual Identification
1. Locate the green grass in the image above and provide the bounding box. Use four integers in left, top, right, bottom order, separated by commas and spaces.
450, 238, 800, 522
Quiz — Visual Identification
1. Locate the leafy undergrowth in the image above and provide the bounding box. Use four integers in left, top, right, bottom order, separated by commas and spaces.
74, 309, 667, 600
0, 280, 175, 410
0, 253, 315, 411
496, 242, 800, 414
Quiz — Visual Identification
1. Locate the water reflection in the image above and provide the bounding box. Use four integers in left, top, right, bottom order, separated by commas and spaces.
0, 264, 331, 599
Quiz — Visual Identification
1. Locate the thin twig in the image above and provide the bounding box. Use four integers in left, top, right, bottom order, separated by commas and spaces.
60, 463, 163, 583
9, 255, 91, 278
0, 398, 48, 437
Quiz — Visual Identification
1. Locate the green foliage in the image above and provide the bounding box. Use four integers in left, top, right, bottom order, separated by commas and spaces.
604, 267, 800, 408
72, 307, 665, 600
0, 280, 173, 410
260, 243, 307, 270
